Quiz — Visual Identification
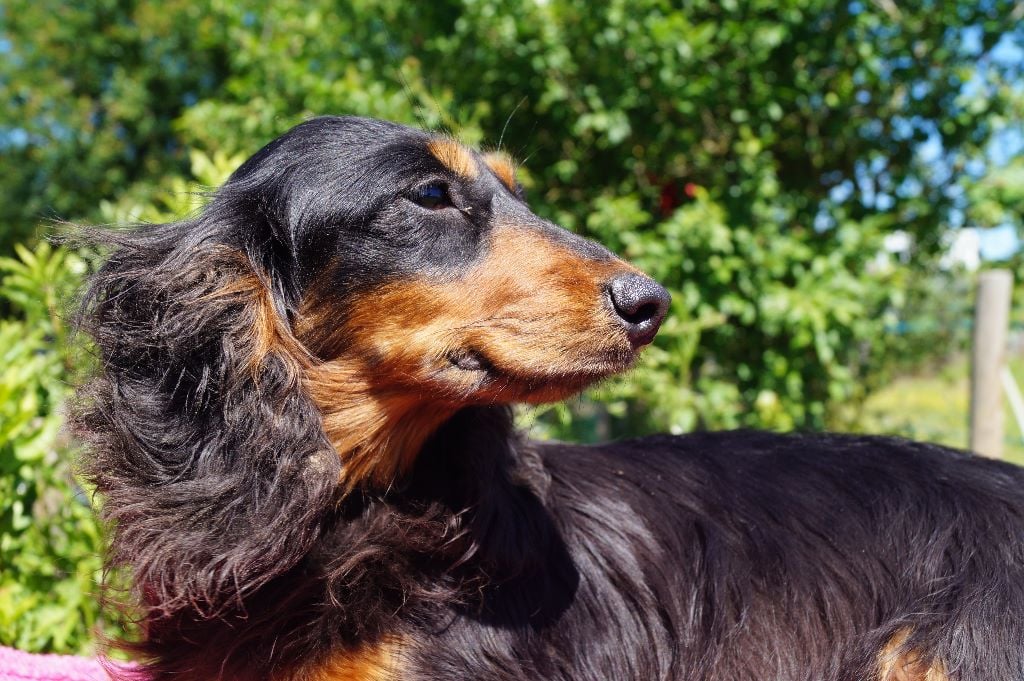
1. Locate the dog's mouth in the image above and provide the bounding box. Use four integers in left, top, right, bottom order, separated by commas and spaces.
444, 345, 635, 403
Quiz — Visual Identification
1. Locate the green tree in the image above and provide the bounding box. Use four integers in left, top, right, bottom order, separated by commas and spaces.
2, 0, 1021, 431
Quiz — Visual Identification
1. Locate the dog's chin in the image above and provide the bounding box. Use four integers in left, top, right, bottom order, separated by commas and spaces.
442, 346, 636, 404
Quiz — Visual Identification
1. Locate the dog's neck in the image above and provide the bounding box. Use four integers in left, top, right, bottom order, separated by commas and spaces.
302, 350, 557, 579
310, 403, 555, 580
304, 358, 461, 490
396, 405, 566, 580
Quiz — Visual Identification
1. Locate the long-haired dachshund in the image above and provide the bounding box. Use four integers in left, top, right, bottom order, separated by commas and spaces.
73, 116, 1024, 681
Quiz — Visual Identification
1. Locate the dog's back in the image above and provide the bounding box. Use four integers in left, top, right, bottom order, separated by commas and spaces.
529, 432, 1024, 680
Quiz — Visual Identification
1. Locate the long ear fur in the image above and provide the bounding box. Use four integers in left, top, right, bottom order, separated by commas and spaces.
72, 221, 341, 618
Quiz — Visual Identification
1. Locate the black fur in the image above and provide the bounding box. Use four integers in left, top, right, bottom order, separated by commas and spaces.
74, 116, 1024, 681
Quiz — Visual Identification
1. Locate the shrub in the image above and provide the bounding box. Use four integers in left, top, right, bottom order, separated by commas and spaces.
0, 242, 107, 654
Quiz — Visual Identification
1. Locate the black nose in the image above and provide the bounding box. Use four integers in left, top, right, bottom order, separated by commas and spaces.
607, 274, 671, 347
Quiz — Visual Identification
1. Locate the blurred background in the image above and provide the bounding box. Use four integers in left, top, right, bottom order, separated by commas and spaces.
1, 0, 1022, 655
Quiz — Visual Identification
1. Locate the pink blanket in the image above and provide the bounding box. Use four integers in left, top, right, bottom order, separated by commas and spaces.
0, 647, 133, 681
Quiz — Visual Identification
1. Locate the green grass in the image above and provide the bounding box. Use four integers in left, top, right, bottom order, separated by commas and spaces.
858, 356, 1024, 465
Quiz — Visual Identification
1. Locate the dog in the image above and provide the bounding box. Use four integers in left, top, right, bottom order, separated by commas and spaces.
73, 116, 1024, 681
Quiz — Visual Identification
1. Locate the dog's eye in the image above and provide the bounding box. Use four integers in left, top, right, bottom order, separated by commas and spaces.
411, 183, 454, 210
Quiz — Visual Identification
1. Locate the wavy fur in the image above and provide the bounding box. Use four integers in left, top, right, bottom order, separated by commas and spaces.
74, 224, 340, 617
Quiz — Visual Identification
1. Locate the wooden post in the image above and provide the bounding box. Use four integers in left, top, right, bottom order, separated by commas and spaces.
970, 269, 1013, 458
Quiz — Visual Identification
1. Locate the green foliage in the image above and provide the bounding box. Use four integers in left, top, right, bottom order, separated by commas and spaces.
967, 157, 1024, 229
4, 0, 1020, 434
964, 84, 1024, 230
595, 194, 898, 433
0, 152, 237, 655
0, 242, 106, 654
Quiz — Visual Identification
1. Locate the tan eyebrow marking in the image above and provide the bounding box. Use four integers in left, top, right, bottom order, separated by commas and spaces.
483, 151, 518, 191
427, 138, 478, 180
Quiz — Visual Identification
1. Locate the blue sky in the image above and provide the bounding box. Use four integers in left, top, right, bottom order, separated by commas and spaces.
960, 30, 1023, 260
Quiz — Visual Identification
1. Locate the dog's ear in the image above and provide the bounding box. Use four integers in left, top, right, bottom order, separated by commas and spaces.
73, 222, 341, 617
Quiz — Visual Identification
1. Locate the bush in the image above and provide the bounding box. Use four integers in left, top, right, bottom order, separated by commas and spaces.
0, 242, 107, 654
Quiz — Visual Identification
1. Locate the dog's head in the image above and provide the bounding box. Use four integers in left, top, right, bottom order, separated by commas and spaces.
237, 116, 669, 404
220, 116, 670, 483
76, 116, 668, 614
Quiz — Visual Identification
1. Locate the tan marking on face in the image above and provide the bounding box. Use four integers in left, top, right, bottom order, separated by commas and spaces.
295, 638, 402, 681
483, 151, 518, 191
303, 361, 455, 490
427, 138, 478, 179
877, 629, 947, 681
297, 225, 646, 488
